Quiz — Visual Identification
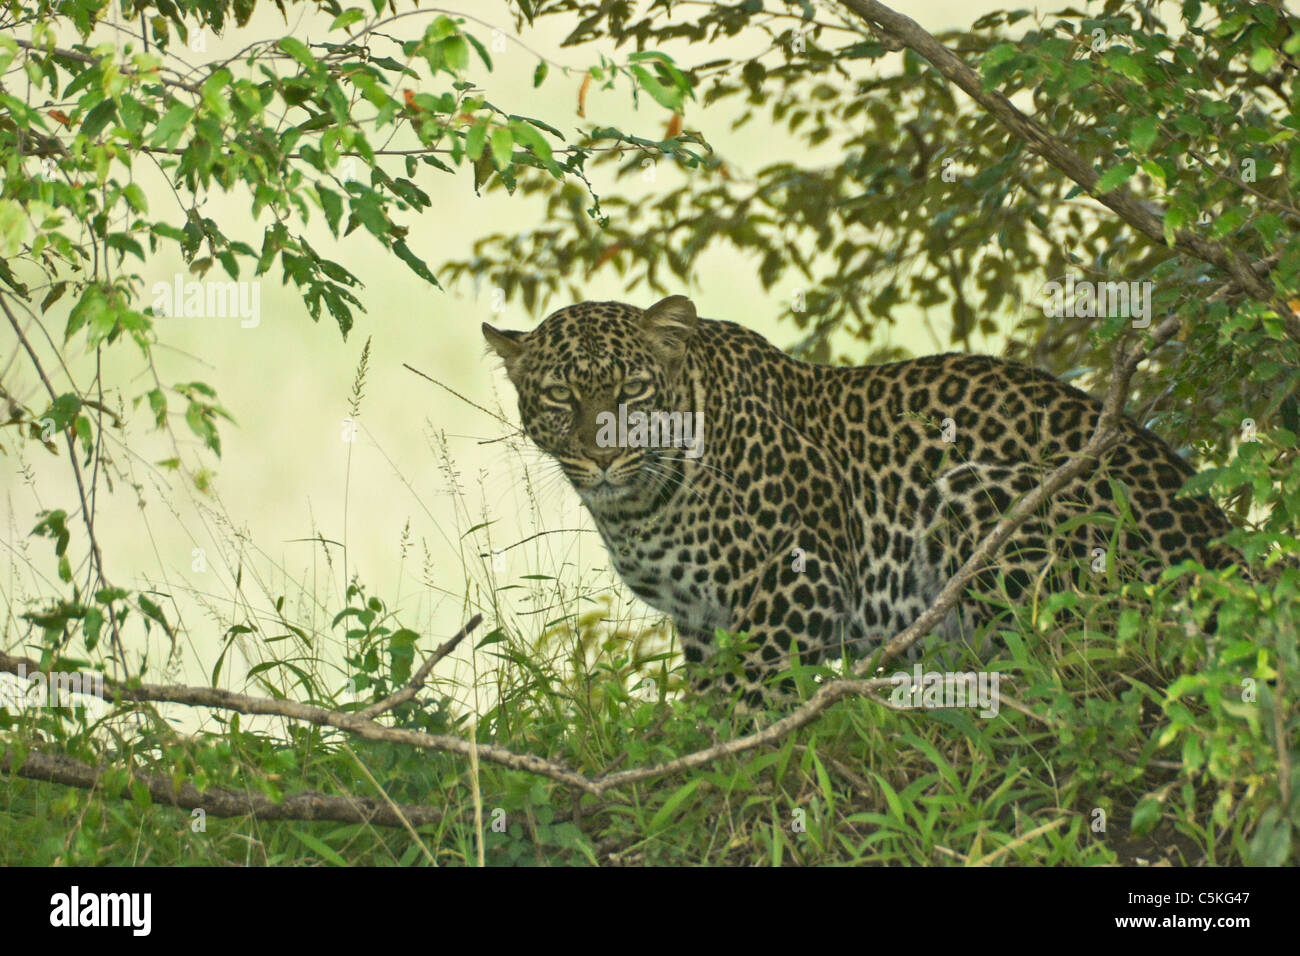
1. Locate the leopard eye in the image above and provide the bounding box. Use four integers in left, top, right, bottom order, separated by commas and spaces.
542, 385, 573, 405
618, 379, 651, 403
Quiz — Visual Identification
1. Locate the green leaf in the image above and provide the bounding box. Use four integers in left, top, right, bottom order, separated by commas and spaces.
393, 239, 441, 287
1247, 807, 1292, 866
627, 50, 678, 65
533, 61, 548, 87
465, 33, 493, 71
104, 233, 145, 263
629, 64, 683, 111
489, 126, 514, 169
0, 198, 27, 257
1248, 44, 1276, 74
1163, 204, 1188, 245
41, 282, 67, 315
41, 393, 81, 431
981, 43, 1019, 74
510, 121, 554, 165
331, 9, 365, 31
185, 403, 220, 455
1094, 161, 1136, 194
465, 119, 487, 161
80, 99, 116, 139
1107, 478, 1136, 527
150, 104, 194, 146
146, 389, 167, 426
1140, 159, 1167, 187
1129, 116, 1159, 152
1131, 794, 1163, 835
649, 777, 705, 833
84, 607, 103, 651
428, 14, 457, 39
123, 183, 149, 213
442, 36, 469, 72
73, 414, 92, 452
138, 595, 173, 636
66, 287, 105, 339
290, 829, 349, 866
317, 185, 343, 236
278, 37, 318, 73
200, 68, 233, 120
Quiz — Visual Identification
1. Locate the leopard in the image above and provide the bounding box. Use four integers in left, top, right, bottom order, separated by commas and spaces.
484, 295, 1238, 701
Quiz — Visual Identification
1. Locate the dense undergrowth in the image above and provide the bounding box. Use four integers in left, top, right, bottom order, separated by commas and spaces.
3, 542, 1296, 866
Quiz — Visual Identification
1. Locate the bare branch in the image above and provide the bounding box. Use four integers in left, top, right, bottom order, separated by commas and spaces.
358, 613, 482, 720
0, 643, 597, 792
0, 646, 899, 797
595, 677, 898, 791
10, 37, 201, 92
1, 747, 446, 827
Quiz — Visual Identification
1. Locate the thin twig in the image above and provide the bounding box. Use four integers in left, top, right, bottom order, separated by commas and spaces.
358, 613, 482, 720
0, 293, 128, 670
971, 817, 1070, 866
403, 362, 515, 427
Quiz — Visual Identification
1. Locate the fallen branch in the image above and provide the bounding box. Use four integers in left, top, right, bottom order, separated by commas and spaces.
0, 641, 904, 797
1, 747, 445, 827
0, 640, 596, 791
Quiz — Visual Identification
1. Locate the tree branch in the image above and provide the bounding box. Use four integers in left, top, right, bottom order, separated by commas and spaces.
0, 747, 446, 827
0, 640, 598, 792
0, 646, 903, 797
10, 37, 201, 93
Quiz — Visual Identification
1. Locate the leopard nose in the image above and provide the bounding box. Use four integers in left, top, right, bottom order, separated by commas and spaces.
588, 446, 620, 467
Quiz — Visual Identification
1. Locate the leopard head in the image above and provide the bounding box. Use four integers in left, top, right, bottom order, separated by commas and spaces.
483, 296, 700, 512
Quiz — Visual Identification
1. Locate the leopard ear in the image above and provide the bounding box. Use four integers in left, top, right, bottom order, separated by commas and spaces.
642, 295, 698, 363
482, 324, 527, 369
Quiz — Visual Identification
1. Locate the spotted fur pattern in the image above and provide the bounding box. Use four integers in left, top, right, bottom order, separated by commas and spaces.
484, 296, 1236, 699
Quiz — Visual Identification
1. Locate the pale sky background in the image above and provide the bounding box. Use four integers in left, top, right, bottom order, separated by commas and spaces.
1, 1, 1085, 724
